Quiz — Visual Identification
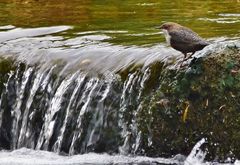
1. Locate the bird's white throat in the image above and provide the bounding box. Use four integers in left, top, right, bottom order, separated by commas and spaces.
162, 29, 171, 45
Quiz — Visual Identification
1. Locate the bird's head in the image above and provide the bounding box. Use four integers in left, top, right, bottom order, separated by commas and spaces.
156, 22, 182, 31
156, 22, 182, 45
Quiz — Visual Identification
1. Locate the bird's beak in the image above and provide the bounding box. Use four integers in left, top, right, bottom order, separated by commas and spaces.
155, 25, 163, 29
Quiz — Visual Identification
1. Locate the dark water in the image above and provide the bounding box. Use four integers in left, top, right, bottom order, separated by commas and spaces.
0, 0, 239, 164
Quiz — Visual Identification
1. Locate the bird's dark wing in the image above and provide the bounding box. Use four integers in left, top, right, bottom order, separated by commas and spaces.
169, 28, 208, 45
169, 28, 209, 53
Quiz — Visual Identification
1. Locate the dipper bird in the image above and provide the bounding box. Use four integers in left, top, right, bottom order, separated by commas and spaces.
157, 22, 209, 60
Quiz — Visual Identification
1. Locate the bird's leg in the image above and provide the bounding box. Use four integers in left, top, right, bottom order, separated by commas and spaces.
181, 52, 195, 65
179, 53, 187, 67
185, 53, 190, 60
180, 52, 195, 68
183, 53, 187, 60
185, 52, 195, 60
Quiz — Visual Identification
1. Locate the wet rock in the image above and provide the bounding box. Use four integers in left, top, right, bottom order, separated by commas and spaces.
137, 40, 240, 161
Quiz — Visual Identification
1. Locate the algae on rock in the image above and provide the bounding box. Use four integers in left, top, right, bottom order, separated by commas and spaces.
136, 41, 240, 160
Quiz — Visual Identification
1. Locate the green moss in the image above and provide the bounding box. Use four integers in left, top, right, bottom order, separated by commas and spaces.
117, 63, 143, 82
136, 43, 240, 160
0, 57, 16, 92
0, 57, 15, 74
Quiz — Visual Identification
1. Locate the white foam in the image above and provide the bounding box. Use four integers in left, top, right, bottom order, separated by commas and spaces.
0, 139, 238, 165
0, 148, 177, 165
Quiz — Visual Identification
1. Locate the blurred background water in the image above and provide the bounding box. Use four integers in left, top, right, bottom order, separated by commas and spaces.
0, 0, 239, 45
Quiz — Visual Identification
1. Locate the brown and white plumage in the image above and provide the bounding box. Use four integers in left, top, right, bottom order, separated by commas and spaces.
157, 22, 209, 59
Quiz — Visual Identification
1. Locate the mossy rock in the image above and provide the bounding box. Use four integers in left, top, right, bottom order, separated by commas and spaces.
0, 57, 16, 90
137, 41, 240, 161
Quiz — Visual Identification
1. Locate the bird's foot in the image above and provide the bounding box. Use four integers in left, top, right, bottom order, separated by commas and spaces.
183, 52, 195, 61
178, 53, 194, 69
178, 60, 188, 70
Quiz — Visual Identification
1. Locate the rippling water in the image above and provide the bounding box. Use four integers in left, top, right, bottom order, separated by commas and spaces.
0, 0, 239, 45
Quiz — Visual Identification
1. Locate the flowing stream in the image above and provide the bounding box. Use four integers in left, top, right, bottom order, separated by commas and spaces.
0, 0, 239, 163
0, 25, 238, 165
0, 26, 178, 154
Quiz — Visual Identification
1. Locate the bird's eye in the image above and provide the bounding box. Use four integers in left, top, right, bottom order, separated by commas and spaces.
164, 25, 169, 29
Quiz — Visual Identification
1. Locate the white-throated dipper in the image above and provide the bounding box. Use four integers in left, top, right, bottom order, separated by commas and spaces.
157, 22, 209, 60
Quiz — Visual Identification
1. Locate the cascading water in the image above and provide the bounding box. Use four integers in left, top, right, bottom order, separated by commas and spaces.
0, 64, 121, 155
0, 26, 181, 158
0, 60, 167, 156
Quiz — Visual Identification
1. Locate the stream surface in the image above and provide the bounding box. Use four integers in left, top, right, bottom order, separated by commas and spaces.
0, 0, 239, 165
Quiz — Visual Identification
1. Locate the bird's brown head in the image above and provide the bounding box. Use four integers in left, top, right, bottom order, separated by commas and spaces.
157, 22, 182, 31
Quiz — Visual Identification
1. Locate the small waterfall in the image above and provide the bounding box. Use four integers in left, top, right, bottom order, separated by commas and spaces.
0, 58, 166, 156
52, 73, 86, 153
0, 63, 121, 154
12, 67, 34, 149
0, 26, 180, 156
